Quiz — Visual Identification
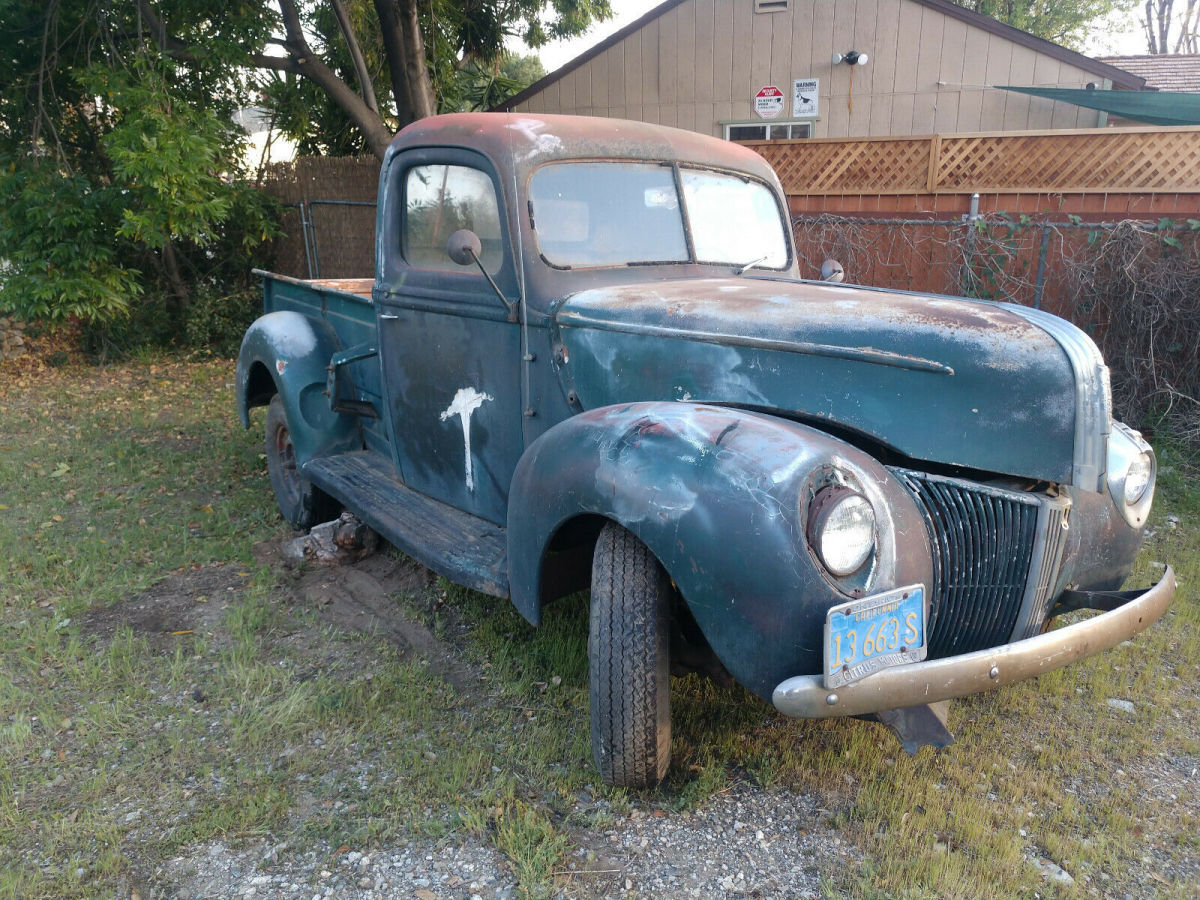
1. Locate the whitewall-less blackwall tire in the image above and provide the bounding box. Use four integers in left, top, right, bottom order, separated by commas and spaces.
589, 522, 672, 788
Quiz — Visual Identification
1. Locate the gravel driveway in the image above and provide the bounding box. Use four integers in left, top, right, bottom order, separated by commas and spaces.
158, 783, 858, 899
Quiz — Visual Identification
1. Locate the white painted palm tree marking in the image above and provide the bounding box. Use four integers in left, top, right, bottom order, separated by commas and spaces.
440, 387, 493, 491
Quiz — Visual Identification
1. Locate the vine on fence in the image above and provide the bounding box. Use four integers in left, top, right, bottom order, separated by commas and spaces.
793, 214, 1200, 451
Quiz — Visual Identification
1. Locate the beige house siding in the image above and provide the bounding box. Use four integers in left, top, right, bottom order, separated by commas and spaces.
509, 0, 1114, 137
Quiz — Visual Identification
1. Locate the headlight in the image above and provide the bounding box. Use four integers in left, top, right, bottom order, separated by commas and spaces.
807, 486, 876, 576
1107, 422, 1156, 528
1124, 452, 1153, 504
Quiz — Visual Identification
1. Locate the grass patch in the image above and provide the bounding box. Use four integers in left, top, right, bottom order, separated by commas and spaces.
1, 356, 1196, 899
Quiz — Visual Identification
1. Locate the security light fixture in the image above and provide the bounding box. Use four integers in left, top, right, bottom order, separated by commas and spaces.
832, 50, 870, 113
832, 50, 869, 66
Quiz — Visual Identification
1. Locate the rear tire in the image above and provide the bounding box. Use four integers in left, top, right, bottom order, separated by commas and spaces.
589, 522, 672, 788
265, 394, 338, 529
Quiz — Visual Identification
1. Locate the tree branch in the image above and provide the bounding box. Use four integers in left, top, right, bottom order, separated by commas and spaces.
455, 49, 480, 73
133, 0, 404, 160
1176, 0, 1200, 52
135, 0, 167, 51
276, 0, 393, 158
251, 53, 300, 73
331, 0, 379, 114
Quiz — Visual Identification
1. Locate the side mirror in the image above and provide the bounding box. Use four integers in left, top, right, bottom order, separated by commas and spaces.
447, 229, 483, 266
820, 258, 845, 283
444, 229, 517, 322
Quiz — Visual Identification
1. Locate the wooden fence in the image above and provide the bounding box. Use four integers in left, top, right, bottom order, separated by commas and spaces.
746, 125, 1200, 218
259, 155, 380, 279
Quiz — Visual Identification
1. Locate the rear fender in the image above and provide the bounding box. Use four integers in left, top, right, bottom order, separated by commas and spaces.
507, 402, 932, 699
236, 311, 361, 464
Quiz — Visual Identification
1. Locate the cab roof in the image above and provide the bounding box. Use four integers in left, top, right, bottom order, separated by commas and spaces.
388, 112, 781, 185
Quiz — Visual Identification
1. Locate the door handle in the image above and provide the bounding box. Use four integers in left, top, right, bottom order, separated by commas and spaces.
379, 314, 401, 320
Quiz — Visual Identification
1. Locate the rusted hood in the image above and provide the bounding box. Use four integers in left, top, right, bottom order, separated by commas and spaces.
554, 276, 1083, 484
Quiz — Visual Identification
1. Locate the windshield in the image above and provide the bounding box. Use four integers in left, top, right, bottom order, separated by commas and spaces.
681, 170, 788, 267
529, 162, 788, 269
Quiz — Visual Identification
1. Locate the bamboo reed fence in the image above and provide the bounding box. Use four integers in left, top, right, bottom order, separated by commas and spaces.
259, 156, 380, 279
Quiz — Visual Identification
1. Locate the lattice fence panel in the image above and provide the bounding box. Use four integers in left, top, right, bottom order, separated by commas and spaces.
747, 127, 1200, 196
937, 130, 1200, 192
748, 138, 931, 194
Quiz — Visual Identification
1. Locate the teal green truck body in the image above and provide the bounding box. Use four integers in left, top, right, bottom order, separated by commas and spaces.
237, 113, 1173, 783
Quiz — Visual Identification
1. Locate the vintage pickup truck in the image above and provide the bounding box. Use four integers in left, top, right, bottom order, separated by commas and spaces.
238, 113, 1174, 788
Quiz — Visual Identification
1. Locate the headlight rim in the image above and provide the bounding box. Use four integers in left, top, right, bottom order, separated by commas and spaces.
806, 484, 877, 578
1107, 422, 1156, 528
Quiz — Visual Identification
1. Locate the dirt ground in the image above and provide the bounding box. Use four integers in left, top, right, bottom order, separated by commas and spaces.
84, 541, 471, 689
80, 539, 858, 900
78, 536, 1198, 900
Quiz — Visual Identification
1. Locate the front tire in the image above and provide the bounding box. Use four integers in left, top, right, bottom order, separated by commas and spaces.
265, 394, 337, 529
589, 522, 672, 788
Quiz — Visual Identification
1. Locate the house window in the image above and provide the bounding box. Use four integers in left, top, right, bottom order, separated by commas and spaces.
754, 0, 789, 11
724, 121, 812, 141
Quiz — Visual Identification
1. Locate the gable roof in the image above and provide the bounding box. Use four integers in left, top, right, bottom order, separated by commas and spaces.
499, 0, 1146, 111
1099, 54, 1200, 92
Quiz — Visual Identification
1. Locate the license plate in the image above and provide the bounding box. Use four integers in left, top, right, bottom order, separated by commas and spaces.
824, 584, 927, 688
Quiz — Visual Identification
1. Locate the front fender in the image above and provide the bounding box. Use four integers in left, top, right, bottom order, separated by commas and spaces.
235, 311, 361, 465
507, 402, 933, 699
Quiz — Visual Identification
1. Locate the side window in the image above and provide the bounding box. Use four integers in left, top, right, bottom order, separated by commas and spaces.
403, 164, 503, 274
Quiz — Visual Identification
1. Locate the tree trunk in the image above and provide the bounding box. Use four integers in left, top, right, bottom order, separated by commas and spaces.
374, 0, 436, 129
160, 240, 190, 314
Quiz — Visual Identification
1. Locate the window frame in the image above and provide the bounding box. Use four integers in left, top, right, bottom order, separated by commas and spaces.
723, 120, 814, 142
379, 147, 517, 305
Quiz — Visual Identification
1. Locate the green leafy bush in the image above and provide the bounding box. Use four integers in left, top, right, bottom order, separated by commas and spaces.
183, 286, 263, 358
0, 164, 142, 324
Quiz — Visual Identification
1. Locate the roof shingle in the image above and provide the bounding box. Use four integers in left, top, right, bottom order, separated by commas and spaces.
1099, 55, 1200, 92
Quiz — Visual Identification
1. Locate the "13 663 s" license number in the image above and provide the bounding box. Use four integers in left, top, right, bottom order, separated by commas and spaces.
824, 584, 928, 688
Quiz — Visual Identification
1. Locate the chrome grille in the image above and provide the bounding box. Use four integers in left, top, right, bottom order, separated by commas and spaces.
1013, 499, 1071, 639
893, 470, 1042, 658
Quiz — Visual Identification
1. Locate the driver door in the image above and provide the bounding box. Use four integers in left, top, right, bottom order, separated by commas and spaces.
375, 150, 523, 526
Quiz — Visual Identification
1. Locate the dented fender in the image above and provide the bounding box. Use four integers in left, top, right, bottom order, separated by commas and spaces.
235, 311, 361, 465
507, 402, 933, 699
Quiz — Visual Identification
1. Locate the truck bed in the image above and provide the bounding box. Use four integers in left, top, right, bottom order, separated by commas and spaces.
251, 269, 373, 301
302, 277, 373, 298
253, 269, 387, 455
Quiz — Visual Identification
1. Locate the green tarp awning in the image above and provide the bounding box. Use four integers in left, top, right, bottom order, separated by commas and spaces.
998, 85, 1200, 126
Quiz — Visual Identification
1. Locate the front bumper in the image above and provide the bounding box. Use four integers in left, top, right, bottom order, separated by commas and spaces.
772, 567, 1175, 718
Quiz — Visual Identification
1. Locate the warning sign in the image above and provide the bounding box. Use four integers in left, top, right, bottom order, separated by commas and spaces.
754, 85, 785, 119
793, 78, 819, 117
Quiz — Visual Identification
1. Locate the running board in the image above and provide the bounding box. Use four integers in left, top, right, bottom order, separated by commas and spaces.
303, 451, 509, 598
